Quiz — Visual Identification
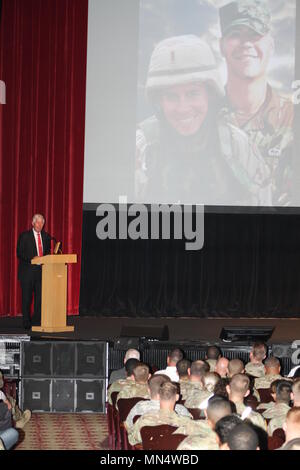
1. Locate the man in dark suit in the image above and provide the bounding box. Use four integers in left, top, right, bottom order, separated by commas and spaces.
17, 214, 52, 330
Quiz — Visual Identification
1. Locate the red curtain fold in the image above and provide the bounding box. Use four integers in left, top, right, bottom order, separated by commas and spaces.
0, 0, 88, 316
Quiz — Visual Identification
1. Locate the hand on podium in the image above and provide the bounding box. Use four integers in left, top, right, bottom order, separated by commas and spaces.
32, 256, 43, 265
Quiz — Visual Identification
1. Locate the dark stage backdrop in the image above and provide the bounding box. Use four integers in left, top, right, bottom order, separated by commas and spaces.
79, 208, 300, 318
0, 0, 88, 317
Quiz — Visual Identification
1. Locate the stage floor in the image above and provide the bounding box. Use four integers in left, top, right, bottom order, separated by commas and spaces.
0, 315, 299, 344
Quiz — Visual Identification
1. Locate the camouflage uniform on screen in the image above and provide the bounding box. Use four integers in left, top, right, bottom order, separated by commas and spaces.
263, 403, 291, 436
177, 433, 219, 451
136, 35, 256, 206
245, 362, 265, 378
235, 401, 267, 431
0, 371, 31, 428
219, 1, 294, 206
125, 399, 192, 429
206, 359, 217, 373
128, 409, 195, 446
254, 374, 283, 390
107, 377, 134, 405
116, 383, 150, 410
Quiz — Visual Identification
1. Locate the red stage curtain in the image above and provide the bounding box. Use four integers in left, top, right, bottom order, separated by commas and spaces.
0, 0, 88, 316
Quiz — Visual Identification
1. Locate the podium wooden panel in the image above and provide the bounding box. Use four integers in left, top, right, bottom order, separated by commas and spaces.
31, 254, 77, 333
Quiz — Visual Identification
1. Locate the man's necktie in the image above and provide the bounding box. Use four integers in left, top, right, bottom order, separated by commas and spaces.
37, 232, 43, 257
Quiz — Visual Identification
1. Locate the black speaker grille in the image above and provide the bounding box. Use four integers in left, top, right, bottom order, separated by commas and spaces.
52, 380, 74, 412
22, 342, 52, 377
52, 342, 76, 377
22, 379, 51, 412
76, 342, 106, 377
76, 380, 105, 412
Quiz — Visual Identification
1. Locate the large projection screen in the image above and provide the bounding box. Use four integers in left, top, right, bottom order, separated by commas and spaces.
84, 0, 300, 209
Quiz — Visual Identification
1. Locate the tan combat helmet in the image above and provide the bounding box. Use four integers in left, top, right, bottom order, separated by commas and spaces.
146, 35, 223, 100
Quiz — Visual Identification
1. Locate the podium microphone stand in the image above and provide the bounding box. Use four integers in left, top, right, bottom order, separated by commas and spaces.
31, 253, 77, 333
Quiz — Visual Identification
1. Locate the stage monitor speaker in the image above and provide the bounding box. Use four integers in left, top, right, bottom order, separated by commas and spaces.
21, 378, 106, 413
52, 342, 76, 377
52, 379, 74, 412
220, 326, 274, 343
120, 325, 169, 341
22, 342, 52, 377
76, 342, 107, 377
75, 379, 105, 412
22, 379, 51, 412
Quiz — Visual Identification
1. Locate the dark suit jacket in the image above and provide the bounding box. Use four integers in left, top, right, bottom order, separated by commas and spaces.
17, 229, 51, 282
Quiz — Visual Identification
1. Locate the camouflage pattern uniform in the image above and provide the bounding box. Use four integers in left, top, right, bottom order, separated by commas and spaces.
116, 383, 150, 410
125, 399, 192, 429
257, 401, 275, 411
219, 0, 294, 206
184, 389, 212, 410
128, 409, 195, 446
107, 377, 134, 405
254, 374, 283, 390
179, 379, 190, 401
245, 362, 265, 378
235, 401, 267, 431
177, 433, 219, 450
263, 403, 291, 436
0, 371, 31, 428
135, 35, 255, 206
206, 359, 217, 372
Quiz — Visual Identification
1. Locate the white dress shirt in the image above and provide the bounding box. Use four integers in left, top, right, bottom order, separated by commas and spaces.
33, 228, 43, 256
154, 366, 179, 382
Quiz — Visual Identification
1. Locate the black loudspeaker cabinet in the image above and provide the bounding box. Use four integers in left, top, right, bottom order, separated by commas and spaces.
22, 341, 108, 378
21, 379, 106, 413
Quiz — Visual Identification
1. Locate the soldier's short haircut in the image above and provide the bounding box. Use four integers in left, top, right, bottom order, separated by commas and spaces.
176, 359, 191, 377
159, 382, 178, 402
292, 379, 300, 399
276, 380, 292, 404
203, 372, 221, 393
270, 379, 282, 394
264, 356, 280, 369
133, 363, 150, 383
281, 437, 300, 450
286, 407, 300, 426
227, 423, 259, 450
252, 343, 267, 361
229, 374, 250, 395
148, 374, 170, 397
168, 348, 184, 364
206, 396, 232, 425
125, 358, 140, 376
228, 359, 244, 376
191, 361, 209, 377
207, 346, 221, 360
215, 414, 243, 444
214, 377, 230, 399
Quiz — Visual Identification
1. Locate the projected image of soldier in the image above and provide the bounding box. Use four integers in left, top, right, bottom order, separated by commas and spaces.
135, 34, 272, 206
219, 0, 294, 206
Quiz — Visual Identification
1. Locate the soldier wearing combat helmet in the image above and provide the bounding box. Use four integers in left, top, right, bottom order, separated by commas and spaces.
219, 0, 294, 206
135, 34, 253, 205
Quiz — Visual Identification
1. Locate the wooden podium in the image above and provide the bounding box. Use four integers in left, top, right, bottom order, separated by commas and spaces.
31, 254, 77, 333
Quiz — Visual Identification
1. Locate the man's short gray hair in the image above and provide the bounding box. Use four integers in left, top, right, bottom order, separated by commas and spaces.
124, 349, 140, 362
32, 214, 45, 224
